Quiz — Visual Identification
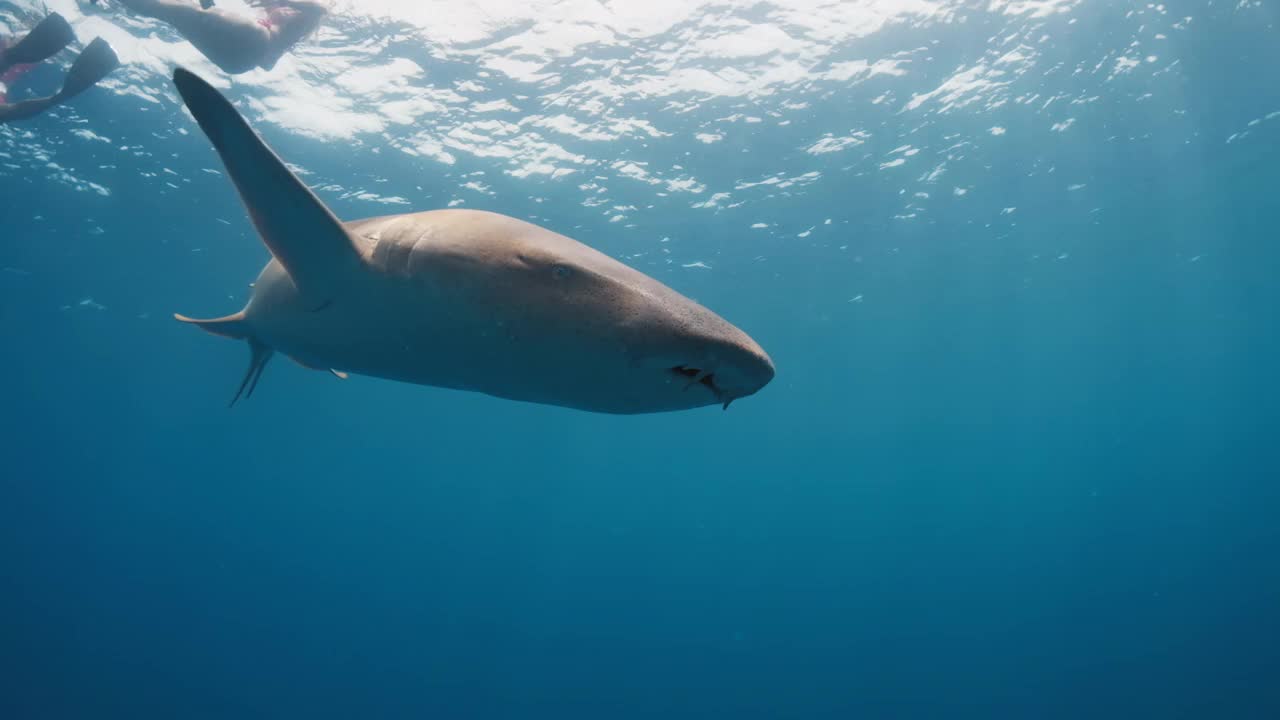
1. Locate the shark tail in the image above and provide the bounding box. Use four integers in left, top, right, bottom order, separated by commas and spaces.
174, 311, 273, 407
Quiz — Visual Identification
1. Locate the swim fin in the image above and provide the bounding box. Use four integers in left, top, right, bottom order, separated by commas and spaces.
0, 12, 75, 70
55, 37, 120, 101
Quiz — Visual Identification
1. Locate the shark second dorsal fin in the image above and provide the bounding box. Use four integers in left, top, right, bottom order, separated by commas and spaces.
231, 338, 274, 408
172, 68, 360, 309
174, 312, 273, 407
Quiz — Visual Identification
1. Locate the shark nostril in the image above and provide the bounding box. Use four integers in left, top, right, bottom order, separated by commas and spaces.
671, 365, 700, 378
670, 366, 721, 396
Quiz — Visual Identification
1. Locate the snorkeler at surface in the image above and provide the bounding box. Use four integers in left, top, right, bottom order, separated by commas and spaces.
104, 0, 330, 75
0, 12, 120, 124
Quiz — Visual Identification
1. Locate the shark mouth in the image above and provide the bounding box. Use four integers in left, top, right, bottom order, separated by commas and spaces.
671, 365, 733, 409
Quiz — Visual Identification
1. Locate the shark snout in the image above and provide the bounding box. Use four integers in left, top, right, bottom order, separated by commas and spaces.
667, 336, 775, 409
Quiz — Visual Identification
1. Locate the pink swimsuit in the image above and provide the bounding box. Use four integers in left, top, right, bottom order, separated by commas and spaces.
259, 7, 296, 34
0, 39, 37, 104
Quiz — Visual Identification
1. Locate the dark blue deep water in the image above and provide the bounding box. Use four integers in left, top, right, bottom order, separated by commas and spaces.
3, 0, 1279, 717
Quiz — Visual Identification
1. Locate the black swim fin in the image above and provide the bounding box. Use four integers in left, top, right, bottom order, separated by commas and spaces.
1, 12, 75, 73
55, 37, 120, 101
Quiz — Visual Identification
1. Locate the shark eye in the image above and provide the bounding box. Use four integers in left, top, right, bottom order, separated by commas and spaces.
551, 264, 573, 280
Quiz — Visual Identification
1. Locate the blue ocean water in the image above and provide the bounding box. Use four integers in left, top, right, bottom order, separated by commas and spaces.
2, 0, 1279, 716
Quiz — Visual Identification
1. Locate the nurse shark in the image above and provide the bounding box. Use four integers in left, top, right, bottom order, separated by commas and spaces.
170, 68, 774, 414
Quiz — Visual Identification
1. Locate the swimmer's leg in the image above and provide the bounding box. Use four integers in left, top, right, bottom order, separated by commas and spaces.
0, 12, 76, 74
115, 0, 269, 74
0, 96, 57, 124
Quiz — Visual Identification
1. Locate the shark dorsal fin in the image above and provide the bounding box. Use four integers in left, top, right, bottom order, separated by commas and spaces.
173, 68, 360, 308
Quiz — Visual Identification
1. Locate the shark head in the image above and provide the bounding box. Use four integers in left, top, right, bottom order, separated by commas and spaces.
498, 221, 776, 412
537, 247, 776, 412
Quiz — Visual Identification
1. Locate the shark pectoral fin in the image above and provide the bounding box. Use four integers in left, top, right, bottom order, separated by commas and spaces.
174, 311, 248, 339
171, 68, 361, 309
231, 338, 273, 408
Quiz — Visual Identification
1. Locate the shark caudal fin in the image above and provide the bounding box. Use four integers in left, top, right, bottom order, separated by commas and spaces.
174, 312, 272, 407
171, 67, 361, 310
